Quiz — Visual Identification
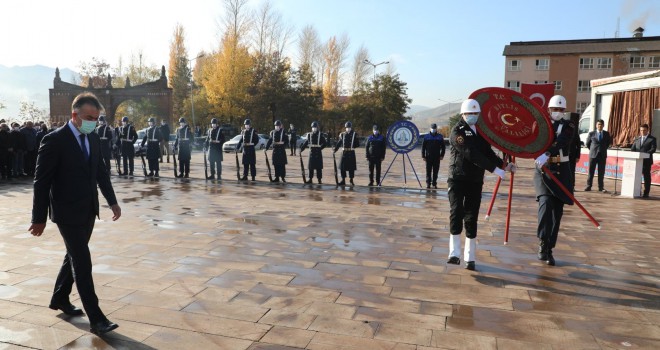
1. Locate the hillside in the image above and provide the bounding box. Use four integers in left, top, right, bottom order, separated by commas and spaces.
409, 102, 461, 130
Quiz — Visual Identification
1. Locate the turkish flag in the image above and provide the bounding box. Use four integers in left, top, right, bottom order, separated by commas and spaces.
521, 83, 555, 109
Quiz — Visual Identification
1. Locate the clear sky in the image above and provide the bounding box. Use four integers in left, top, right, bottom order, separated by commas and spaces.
1, 0, 659, 109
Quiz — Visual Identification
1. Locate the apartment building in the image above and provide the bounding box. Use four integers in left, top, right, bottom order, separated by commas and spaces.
502, 27, 660, 115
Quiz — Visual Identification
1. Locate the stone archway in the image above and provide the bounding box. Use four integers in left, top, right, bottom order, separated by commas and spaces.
49, 66, 172, 126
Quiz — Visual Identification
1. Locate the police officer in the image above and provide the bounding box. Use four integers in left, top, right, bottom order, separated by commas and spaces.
204, 118, 225, 180
334, 121, 359, 186
533, 95, 575, 266
236, 118, 259, 181
288, 123, 297, 156
116, 116, 137, 176
300, 121, 326, 184
140, 117, 162, 177
173, 117, 193, 178
422, 123, 446, 189
159, 119, 171, 163
265, 120, 289, 182
95, 115, 113, 175
447, 99, 508, 271
365, 124, 386, 186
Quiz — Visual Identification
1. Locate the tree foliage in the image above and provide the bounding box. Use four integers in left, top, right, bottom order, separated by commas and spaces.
168, 24, 191, 122
78, 57, 111, 88
18, 101, 48, 122
345, 74, 412, 133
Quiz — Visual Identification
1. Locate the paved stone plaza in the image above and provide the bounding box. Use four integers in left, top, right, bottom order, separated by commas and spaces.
0, 150, 658, 349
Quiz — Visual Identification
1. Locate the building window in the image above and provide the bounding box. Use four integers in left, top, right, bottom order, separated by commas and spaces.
577, 80, 591, 92
649, 56, 660, 68
579, 58, 594, 69
596, 57, 612, 69
506, 80, 520, 92
535, 59, 549, 71
507, 60, 521, 71
534, 80, 549, 84
630, 56, 645, 68
554, 81, 562, 91
576, 102, 589, 115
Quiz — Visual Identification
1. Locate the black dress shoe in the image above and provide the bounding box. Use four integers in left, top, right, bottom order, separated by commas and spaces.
426, 184, 431, 189
538, 240, 548, 260
49, 302, 84, 316
433, 184, 438, 189
281, 177, 286, 183
90, 319, 119, 335
338, 180, 346, 186
207, 175, 215, 180
317, 179, 322, 184
447, 256, 460, 265
465, 261, 476, 270
546, 250, 555, 266
584, 186, 591, 191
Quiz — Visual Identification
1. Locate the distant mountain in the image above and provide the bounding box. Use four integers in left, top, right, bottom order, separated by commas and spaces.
0, 65, 77, 120
410, 102, 461, 130
406, 104, 430, 116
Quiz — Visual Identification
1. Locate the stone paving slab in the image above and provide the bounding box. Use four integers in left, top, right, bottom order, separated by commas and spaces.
0, 150, 658, 349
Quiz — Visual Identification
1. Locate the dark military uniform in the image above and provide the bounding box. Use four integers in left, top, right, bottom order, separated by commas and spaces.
140, 125, 162, 176
334, 130, 359, 184
300, 131, 326, 182
116, 124, 137, 175
448, 119, 503, 268
204, 126, 225, 179
174, 125, 193, 177
534, 118, 575, 264
365, 132, 386, 186
236, 128, 259, 180
288, 126, 297, 155
266, 128, 289, 182
95, 124, 113, 175
422, 131, 446, 188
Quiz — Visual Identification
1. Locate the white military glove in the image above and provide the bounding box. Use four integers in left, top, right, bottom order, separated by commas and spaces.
535, 153, 549, 167
493, 167, 505, 179
505, 162, 517, 173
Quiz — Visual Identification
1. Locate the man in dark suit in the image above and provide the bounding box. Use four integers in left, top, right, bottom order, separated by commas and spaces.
29, 92, 121, 335
585, 119, 611, 192
631, 123, 657, 198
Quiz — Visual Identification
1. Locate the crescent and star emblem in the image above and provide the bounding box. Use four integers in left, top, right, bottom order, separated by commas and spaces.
500, 113, 520, 126
529, 93, 546, 107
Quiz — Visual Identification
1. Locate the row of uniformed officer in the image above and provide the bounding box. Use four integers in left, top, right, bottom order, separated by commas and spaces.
265, 120, 289, 182
140, 117, 163, 177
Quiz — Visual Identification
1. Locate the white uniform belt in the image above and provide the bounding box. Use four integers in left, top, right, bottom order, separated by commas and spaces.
121, 139, 132, 142
275, 142, 284, 145
310, 145, 322, 148
244, 143, 254, 146
180, 138, 190, 141
148, 139, 159, 142
211, 140, 221, 143
100, 137, 109, 140
343, 148, 355, 151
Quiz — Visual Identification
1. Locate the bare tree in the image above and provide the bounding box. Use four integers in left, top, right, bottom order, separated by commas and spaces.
350, 44, 370, 93
322, 34, 350, 109
252, 0, 294, 57
221, 0, 252, 47
297, 25, 319, 69
385, 60, 397, 76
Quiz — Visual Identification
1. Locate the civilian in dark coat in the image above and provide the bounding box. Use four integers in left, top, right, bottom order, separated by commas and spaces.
29, 92, 121, 335
585, 119, 611, 192
631, 123, 657, 198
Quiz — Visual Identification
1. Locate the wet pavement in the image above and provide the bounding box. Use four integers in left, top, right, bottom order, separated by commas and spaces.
0, 150, 658, 349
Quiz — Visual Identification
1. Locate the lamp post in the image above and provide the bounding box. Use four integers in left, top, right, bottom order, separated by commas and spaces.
188, 53, 204, 131
363, 59, 389, 82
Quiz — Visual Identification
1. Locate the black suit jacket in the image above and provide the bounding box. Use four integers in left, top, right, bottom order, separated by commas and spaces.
586, 130, 611, 159
631, 134, 657, 163
32, 123, 118, 225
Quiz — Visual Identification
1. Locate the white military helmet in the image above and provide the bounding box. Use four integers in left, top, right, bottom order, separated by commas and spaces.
548, 95, 566, 109
460, 99, 481, 114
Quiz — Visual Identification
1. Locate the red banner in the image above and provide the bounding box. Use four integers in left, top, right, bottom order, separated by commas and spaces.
521, 83, 555, 110
576, 153, 660, 185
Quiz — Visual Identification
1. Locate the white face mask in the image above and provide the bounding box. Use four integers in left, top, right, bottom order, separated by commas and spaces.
180, 123, 186, 127
212, 123, 218, 129
161, 121, 166, 125
245, 125, 251, 130
148, 122, 154, 127
430, 128, 437, 133
550, 111, 564, 121
122, 122, 127, 126
346, 128, 352, 133
312, 127, 318, 132
99, 121, 105, 125
275, 126, 281, 131
373, 130, 379, 135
